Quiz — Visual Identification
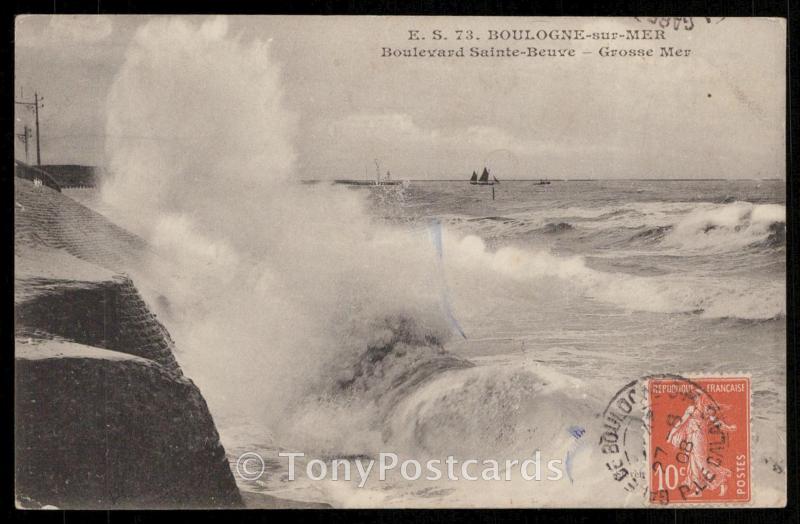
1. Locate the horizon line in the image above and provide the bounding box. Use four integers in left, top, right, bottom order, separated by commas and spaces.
306, 177, 784, 182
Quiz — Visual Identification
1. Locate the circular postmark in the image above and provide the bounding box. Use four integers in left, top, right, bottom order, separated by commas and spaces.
599, 374, 730, 505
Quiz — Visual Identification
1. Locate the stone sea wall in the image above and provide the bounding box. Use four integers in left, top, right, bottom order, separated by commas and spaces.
14, 177, 243, 509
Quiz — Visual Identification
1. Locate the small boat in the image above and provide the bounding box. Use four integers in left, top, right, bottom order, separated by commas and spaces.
469, 167, 499, 186
477, 167, 493, 185
468, 167, 499, 199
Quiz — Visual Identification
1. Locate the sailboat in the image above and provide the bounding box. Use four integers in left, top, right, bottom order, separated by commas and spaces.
468, 166, 500, 199
469, 167, 499, 185
477, 167, 493, 185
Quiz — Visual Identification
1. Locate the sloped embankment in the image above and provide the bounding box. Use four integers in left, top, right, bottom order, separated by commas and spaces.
14, 178, 242, 508
15, 270, 181, 375
15, 174, 146, 272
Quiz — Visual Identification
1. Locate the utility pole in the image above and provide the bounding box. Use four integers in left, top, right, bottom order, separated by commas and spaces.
16, 125, 32, 163
34, 92, 41, 166
15, 91, 43, 166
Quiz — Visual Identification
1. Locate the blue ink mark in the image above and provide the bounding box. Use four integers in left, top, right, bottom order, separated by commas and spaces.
428, 219, 467, 339
564, 426, 587, 484
429, 218, 444, 258
568, 426, 586, 440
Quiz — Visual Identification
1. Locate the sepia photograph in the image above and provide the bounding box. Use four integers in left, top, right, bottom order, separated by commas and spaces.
13, 15, 786, 509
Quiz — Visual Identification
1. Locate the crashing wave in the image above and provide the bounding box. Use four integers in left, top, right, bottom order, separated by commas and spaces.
446, 233, 785, 321
436, 202, 785, 254
661, 202, 785, 252
386, 360, 599, 458
750, 222, 786, 249
333, 315, 473, 416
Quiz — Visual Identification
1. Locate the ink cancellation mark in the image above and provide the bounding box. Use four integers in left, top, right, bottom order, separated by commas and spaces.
632, 17, 726, 31
599, 376, 652, 496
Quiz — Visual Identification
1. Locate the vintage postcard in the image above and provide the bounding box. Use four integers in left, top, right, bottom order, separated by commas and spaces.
14, 15, 786, 508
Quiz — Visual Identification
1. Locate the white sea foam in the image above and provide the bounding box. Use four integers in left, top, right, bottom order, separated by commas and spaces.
440, 200, 785, 257
444, 233, 784, 320
663, 202, 785, 252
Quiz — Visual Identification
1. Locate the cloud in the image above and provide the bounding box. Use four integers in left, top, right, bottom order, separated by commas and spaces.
48, 15, 113, 43
305, 111, 620, 178
16, 15, 113, 48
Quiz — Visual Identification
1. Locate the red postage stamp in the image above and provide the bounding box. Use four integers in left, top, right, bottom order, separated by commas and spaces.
648, 376, 750, 505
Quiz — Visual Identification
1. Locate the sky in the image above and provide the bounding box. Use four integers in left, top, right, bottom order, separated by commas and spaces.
15, 15, 786, 179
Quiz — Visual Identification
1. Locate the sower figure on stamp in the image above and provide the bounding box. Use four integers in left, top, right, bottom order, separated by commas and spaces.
666, 389, 736, 497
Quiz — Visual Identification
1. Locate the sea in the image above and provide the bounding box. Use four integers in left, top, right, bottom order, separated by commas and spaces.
67, 178, 787, 508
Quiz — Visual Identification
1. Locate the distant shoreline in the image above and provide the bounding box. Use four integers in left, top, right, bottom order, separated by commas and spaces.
301, 178, 782, 183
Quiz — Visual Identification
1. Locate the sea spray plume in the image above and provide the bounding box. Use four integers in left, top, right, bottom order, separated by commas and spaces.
102, 17, 453, 436
103, 16, 296, 243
